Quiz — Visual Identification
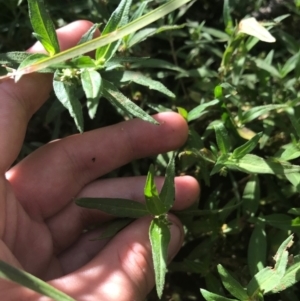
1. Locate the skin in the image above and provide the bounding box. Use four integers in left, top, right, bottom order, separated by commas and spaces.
0, 21, 200, 301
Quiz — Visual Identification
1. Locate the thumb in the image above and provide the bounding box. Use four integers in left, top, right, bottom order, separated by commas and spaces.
51, 215, 184, 301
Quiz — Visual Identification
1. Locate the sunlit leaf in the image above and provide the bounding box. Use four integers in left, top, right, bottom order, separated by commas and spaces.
96, 0, 132, 63
217, 265, 248, 300
149, 217, 170, 299
144, 164, 166, 215
28, 0, 60, 55
232, 132, 263, 159
200, 289, 239, 301
247, 267, 282, 297
187, 99, 220, 122
0, 261, 75, 301
214, 122, 230, 155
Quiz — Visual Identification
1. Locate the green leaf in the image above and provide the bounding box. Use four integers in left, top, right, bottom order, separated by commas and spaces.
149, 217, 171, 299
248, 221, 266, 277
272, 255, 300, 293
75, 198, 148, 218
286, 107, 300, 139
280, 51, 300, 78
223, 0, 233, 34
90, 218, 132, 240
259, 214, 300, 231
0, 260, 75, 301
240, 104, 288, 124
16, 0, 193, 77
0, 52, 32, 68
255, 58, 281, 77
242, 175, 260, 216
17, 53, 50, 77
102, 79, 159, 124
232, 132, 263, 159
276, 143, 300, 161
200, 289, 239, 301
217, 265, 248, 300
96, 0, 132, 63
126, 24, 185, 48
187, 99, 220, 122
159, 153, 175, 212
28, 0, 60, 56
144, 165, 166, 215
247, 267, 282, 297
214, 122, 230, 155
53, 76, 84, 133
78, 23, 100, 45
71, 56, 96, 68
224, 154, 300, 176
81, 69, 102, 119
273, 235, 293, 277
103, 70, 175, 98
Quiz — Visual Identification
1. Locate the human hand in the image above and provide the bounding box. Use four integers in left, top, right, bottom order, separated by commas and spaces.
0, 21, 200, 301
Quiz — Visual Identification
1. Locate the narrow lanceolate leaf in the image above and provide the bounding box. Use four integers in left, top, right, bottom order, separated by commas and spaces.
273, 235, 294, 276
0, 260, 75, 301
78, 23, 100, 45
217, 265, 248, 300
242, 175, 260, 216
75, 198, 148, 218
224, 154, 300, 175
272, 255, 300, 293
232, 132, 263, 159
247, 267, 282, 297
223, 0, 233, 34
102, 79, 159, 124
96, 0, 132, 63
104, 71, 175, 98
240, 104, 288, 124
149, 217, 170, 299
187, 99, 220, 122
247, 221, 266, 277
53, 75, 84, 132
28, 0, 60, 55
214, 123, 230, 155
0, 52, 32, 68
200, 289, 239, 301
81, 69, 102, 119
144, 165, 167, 215
159, 153, 175, 212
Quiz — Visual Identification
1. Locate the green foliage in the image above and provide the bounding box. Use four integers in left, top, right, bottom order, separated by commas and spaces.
0, 260, 75, 301
2, 0, 300, 300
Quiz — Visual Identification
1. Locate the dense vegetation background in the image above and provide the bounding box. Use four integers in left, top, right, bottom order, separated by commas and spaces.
1, 0, 300, 300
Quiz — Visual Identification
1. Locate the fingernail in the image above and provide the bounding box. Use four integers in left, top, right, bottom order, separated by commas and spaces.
168, 218, 183, 262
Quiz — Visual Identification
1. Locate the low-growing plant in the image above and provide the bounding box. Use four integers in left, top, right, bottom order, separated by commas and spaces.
1, 0, 300, 300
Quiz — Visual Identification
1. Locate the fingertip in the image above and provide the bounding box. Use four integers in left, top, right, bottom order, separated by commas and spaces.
153, 112, 189, 148
173, 175, 200, 211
